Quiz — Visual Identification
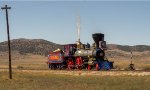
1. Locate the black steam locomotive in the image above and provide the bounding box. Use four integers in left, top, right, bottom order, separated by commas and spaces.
47, 33, 113, 70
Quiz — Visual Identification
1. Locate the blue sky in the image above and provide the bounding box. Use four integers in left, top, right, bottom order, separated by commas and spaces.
0, 1, 150, 45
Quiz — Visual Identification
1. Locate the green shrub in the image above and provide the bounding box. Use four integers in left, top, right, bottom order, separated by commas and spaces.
17, 65, 24, 69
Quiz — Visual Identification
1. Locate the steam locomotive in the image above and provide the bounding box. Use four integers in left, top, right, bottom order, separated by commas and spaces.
47, 33, 113, 70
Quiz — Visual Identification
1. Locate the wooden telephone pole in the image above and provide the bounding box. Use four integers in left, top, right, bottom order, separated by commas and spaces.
1, 5, 12, 79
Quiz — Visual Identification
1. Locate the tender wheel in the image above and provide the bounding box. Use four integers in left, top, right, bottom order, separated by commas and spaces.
51, 64, 54, 70
48, 63, 51, 69
57, 64, 61, 70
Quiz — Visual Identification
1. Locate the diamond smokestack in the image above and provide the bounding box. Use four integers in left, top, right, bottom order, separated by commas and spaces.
92, 33, 104, 48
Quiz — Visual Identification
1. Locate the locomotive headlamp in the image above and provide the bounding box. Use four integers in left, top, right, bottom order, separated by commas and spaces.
78, 51, 82, 53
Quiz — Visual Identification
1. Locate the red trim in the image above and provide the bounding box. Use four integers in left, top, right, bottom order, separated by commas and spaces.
67, 58, 74, 70
87, 65, 91, 70
76, 57, 83, 70
96, 64, 99, 71
76, 57, 83, 65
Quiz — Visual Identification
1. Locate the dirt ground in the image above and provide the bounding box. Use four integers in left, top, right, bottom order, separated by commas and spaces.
0, 69, 150, 76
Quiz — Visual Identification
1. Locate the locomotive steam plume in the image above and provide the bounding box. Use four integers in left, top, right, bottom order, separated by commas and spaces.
77, 16, 81, 42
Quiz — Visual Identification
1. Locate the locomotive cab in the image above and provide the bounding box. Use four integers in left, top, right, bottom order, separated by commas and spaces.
63, 44, 77, 56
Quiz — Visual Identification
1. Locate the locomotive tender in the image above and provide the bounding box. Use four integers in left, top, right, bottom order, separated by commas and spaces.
47, 33, 113, 70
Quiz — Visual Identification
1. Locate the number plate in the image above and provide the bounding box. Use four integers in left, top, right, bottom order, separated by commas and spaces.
49, 55, 60, 60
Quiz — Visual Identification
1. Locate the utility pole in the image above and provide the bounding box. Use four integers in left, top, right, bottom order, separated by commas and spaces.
130, 51, 133, 64
1, 5, 12, 79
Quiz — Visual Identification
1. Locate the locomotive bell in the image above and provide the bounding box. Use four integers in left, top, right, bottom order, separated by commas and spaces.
92, 33, 104, 48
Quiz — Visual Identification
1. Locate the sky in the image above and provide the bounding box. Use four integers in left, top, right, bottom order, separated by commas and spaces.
0, 1, 150, 45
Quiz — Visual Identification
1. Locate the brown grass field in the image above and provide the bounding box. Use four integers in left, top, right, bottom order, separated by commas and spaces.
0, 70, 150, 90
0, 53, 150, 90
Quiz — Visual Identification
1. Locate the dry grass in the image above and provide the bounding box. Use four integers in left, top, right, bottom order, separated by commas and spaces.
0, 53, 150, 90
0, 70, 150, 90
108, 56, 150, 70
0, 54, 48, 69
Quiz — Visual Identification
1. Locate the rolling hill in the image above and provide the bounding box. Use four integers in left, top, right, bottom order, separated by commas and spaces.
0, 38, 63, 56
107, 44, 150, 52
0, 38, 150, 57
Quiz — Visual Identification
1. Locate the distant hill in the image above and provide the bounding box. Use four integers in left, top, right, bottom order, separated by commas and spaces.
107, 44, 150, 52
0, 39, 150, 57
0, 39, 63, 56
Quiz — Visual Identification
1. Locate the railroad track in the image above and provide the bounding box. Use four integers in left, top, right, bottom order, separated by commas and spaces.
0, 68, 149, 72
1, 68, 150, 76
